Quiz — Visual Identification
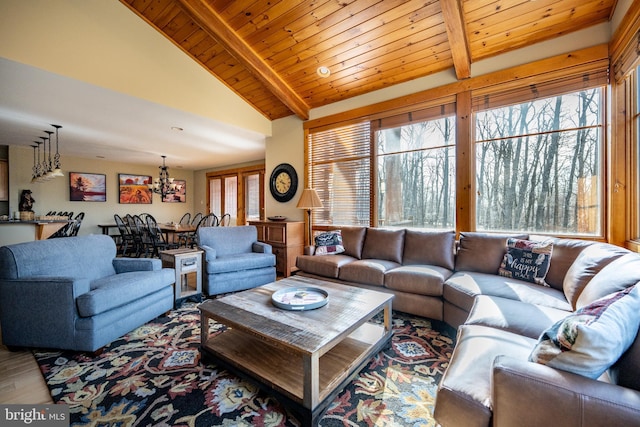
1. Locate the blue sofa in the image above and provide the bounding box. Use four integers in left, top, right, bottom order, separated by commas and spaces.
0, 234, 175, 352
198, 225, 276, 296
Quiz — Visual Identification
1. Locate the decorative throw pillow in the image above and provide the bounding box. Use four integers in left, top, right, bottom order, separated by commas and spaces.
498, 238, 553, 285
528, 285, 640, 379
314, 230, 345, 256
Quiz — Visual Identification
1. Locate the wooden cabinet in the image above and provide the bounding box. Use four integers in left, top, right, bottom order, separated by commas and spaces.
249, 220, 304, 277
0, 160, 7, 201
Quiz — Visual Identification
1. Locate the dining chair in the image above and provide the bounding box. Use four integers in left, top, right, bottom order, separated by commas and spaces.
219, 213, 231, 226
205, 213, 220, 227
145, 215, 179, 257
180, 213, 211, 248
129, 214, 151, 257
114, 214, 135, 256
179, 212, 191, 225
69, 212, 85, 237
49, 220, 75, 238
190, 212, 203, 226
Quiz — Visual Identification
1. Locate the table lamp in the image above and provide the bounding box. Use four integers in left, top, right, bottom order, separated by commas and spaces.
296, 188, 323, 250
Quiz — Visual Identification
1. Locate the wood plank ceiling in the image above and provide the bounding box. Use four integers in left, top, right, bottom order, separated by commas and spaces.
120, 0, 615, 121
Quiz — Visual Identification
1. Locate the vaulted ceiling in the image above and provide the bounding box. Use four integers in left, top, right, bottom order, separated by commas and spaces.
120, 0, 616, 121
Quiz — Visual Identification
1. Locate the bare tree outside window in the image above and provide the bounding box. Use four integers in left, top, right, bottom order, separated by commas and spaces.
475, 88, 603, 235
376, 116, 456, 228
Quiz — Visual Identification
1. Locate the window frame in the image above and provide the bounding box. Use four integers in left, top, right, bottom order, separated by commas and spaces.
205, 164, 265, 225
471, 86, 607, 237
303, 46, 610, 239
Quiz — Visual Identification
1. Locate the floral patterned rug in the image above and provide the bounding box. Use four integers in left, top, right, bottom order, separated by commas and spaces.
33, 303, 456, 426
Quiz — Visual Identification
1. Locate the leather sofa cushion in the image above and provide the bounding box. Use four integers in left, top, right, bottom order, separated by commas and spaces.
444, 271, 571, 313
576, 252, 640, 309
455, 232, 528, 274
403, 229, 455, 270
206, 253, 275, 274
563, 243, 629, 309
384, 265, 451, 296
435, 325, 537, 427
295, 254, 356, 278
338, 259, 400, 286
361, 228, 405, 263
539, 237, 592, 291
77, 269, 174, 317
340, 226, 367, 259
465, 295, 570, 339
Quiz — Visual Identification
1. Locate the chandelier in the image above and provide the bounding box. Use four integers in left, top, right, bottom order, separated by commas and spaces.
31, 124, 63, 183
148, 155, 182, 198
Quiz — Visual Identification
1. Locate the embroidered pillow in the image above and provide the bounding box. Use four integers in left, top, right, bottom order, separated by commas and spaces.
498, 238, 553, 285
528, 285, 640, 379
314, 230, 345, 256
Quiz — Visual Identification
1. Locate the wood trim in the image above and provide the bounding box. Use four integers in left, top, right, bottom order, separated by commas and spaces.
610, 75, 629, 246
305, 45, 609, 131
610, 0, 640, 78
206, 164, 265, 225
175, 0, 309, 120
455, 91, 473, 235
441, 0, 471, 80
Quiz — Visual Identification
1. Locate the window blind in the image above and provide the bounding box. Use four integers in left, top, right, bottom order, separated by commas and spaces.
308, 121, 371, 226
472, 68, 609, 111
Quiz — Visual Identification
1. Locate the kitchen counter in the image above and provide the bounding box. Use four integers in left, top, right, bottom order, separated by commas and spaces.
0, 220, 72, 245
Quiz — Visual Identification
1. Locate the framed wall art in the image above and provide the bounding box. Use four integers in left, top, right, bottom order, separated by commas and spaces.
162, 180, 186, 203
69, 172, 106, 202
118, 174, 152, 204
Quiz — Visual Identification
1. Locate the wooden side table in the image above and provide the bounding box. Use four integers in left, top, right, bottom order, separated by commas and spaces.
160, 248, 203, 306
248, 220, 304, 277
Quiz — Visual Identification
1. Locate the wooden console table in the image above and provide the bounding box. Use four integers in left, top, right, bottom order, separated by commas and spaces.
249, 220, 304, 277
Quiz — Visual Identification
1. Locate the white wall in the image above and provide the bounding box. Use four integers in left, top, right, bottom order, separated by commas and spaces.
0, 0, 270, 136
3, 145, 195, 245
264, 116, 306, 221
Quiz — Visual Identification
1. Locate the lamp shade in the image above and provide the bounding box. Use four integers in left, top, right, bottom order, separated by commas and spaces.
296, 188, 323, 209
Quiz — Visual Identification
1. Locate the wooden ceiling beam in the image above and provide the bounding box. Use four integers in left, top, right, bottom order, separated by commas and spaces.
440, 0, 471, 80
175, 0, 309, 120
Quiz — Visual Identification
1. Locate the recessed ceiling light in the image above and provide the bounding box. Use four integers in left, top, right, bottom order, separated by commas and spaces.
317, 66, 331, 78
171, 126, 183, 132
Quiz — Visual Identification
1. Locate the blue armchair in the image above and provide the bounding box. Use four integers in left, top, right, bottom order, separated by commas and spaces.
198, 225, 276, 296
0, 235, 175, 352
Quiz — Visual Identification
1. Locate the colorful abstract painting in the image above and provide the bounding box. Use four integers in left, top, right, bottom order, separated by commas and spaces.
69, 172, 106, 202
118, 174, 153, 204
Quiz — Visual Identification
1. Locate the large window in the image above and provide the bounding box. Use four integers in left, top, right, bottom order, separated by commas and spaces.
206, 165, 264, 225
474, 88, 604, 235
375, 116, 456, 228
304, 50, 609, 237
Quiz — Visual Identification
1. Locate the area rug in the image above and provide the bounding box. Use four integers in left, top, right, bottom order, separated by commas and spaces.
33, 304, 456, 426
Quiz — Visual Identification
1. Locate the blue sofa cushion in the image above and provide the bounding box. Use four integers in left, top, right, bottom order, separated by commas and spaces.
0, 234, 117, 281
76, 269, 174, 317
206, 253, 275, 274
198, 226, 258, 257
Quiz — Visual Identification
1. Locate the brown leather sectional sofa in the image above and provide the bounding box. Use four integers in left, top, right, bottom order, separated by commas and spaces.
295, 227, 640, 427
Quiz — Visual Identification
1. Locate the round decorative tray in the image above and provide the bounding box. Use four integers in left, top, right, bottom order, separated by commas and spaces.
271, 287, 329, 311
267, 216, 287, 221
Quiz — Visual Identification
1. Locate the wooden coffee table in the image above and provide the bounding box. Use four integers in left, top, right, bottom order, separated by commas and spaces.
199, 275, 394, 426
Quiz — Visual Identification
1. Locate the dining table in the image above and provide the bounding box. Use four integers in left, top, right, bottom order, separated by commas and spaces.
158, 223, 196, 243
98, 222, 196, 243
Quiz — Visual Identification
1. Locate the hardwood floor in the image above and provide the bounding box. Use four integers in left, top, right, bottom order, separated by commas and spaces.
0, 343, 52, 404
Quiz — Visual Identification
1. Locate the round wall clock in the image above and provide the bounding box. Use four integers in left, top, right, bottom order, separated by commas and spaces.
269, 163, 298, 203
